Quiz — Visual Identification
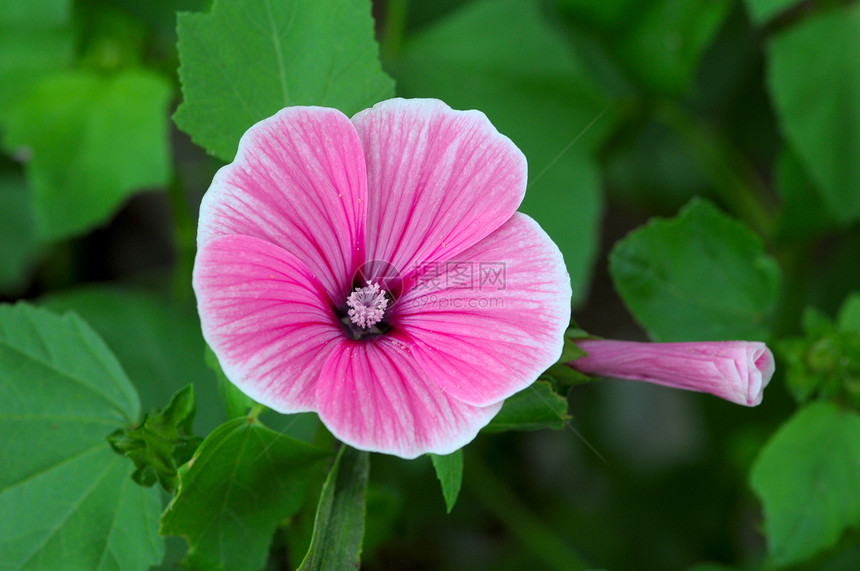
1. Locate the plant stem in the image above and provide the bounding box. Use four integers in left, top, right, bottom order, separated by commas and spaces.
248, 404, 266, 422
167, 173, 196, 303
657, 100, 776, 239
465, 452, 589, 571
380, 0, 408, 65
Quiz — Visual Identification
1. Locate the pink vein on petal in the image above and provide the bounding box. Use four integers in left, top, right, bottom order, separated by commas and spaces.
194, 234, 343, 413
315, 336, 502, 459
197, 106, 367, 302
352, 99, 527, 276
392, 213, 571, 407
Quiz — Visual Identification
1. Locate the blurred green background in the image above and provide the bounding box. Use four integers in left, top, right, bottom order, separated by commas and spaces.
2, 0, 859, 569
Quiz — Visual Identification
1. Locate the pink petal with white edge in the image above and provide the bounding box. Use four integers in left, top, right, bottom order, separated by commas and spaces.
352, 99, 527, 278
316, 336, 502, 459
198, 107, 367, 302
194, 234, 343, 413
392, 213, 571, 407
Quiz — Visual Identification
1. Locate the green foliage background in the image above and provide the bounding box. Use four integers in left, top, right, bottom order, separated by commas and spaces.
1, 0, 860, 569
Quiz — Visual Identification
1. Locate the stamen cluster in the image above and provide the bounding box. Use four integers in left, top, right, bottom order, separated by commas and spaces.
346, 281, 388, 329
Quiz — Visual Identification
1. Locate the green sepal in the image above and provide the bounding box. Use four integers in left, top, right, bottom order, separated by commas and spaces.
545, 326, 601, 390
484, 380, 570, 433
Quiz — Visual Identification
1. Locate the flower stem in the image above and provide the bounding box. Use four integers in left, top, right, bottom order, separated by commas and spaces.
465, 452, 589, 571
380, 0, 408, 65
656, 100, 775, 239
248, 404, 266, 422
167, 173, 196, 303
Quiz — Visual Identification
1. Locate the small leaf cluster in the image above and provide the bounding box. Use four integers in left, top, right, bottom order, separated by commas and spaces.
780, 295, 860, 406
108, 384, 203, 491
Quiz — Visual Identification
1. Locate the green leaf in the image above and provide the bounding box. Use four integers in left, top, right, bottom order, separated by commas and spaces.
838, 293, 860, 332
174, 0, 394, 161
2, 69, 172, 239
41, 286, 225, 433
750, 402, 860, 566
395, 0, 614, 304
559, 0, 733, 94
483, 380, 570, 433
767, 5, 860, 224
745, 0, 802, 25
109, 385, 203, 492
299, 444, 370, 571
160, 417, 330, 571
610, 198, 781, 341
556, 0, 642, 31
613, 0, 734, 94
0, 175, 42, 291
205, 344, 258, 419
429, 449, 463, 513
774, 147, 836, 241
0, 0, 69, 27
0, 0, 74, 114
0, 303, 163, 570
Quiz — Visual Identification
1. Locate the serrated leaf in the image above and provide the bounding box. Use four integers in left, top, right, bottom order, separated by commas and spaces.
395, 0, 614, 304
483, 380, 569, 433
429, 449, 463, 513
41, 286, 224, 433
751, 402, 860, 566
174, 0, 394, 161
0, 303, 163, 570
610, 198, 781, 342
160, 417, 330, 571
299, 444, 370, 571
2, 69, 172, 240
767, 4, 860, 224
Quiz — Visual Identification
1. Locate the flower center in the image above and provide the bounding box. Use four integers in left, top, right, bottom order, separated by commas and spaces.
346, 281, 389, 329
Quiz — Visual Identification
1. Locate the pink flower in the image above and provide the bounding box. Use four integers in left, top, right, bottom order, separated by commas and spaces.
193, 99, 571, 458
568, 340, 775, 406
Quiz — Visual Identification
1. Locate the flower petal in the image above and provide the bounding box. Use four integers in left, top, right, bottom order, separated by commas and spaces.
198, 106, 367, 301
193, 234, 343, 412
315, 336, 502, 459
352, 98, 527, 277
392, 213, 571, 407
